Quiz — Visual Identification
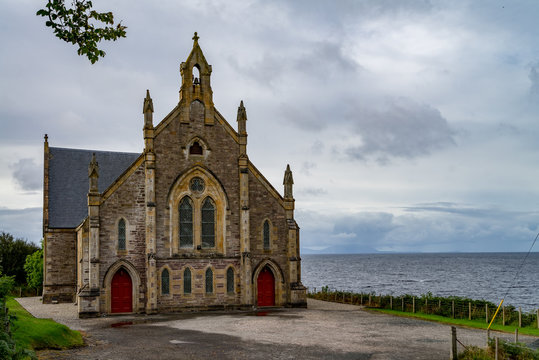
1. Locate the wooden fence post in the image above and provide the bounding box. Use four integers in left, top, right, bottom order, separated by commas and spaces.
515, 328, 518, 343
518, 307, 522, 328
425, 298, 428, 313
369, 294, 372, 307
413, 297, 416, 313
537, 309, 539, 329
469, 302, 471, 320
402, 297, 404, 312
390, 296, 393, 310
360, 294, 363, 305
485, 304, 489, 324
452, 300, 455, 319
450, 326, 457, 360
495, 337, 499, 360
502, 306, 505, 326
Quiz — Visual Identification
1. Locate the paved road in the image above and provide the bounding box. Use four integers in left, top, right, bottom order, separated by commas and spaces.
17, 297, 539, 360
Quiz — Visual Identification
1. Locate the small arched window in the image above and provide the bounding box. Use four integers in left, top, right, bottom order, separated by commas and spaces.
193, 65, 200, 84
205, 268, 213, 294
161, 269, 170, 295
118, 218, 126, 250
201, 197, 215, 248
226, 267, 234, 294
263, 220, 270, 250
189, 141, 203, 155
183, 268, 191, 294
179, 197, 193, 248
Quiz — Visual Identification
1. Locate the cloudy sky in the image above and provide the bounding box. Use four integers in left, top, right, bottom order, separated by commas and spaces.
1, 0, 539, 253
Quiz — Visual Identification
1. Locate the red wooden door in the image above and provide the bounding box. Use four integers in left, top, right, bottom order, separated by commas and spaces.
111, 269, 132, 313
257, 267, 275, 306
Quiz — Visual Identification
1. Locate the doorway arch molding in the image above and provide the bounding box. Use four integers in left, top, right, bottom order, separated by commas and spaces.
103, 259, 141, 314
252, 259, 285, 306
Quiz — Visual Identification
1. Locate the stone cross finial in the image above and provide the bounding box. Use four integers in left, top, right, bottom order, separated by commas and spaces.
283, 164, 294, 199
44, 134, 48, 143
88, 153, 99, 192
192, 32, 199, 44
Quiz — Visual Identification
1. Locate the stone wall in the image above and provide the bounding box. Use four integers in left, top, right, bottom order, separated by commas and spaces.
43, 229, 77, 303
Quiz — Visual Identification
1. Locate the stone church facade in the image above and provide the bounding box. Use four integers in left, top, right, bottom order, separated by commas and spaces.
42, 34, 307, 317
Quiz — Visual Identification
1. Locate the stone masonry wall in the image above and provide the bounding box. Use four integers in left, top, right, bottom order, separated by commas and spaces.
43, 230, 77, 303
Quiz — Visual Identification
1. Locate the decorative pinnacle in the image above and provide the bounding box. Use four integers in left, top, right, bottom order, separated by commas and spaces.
143, 89, 154, 113
44, 134, 48, 143
88, 153, 99, 178
283, 164, 294, 199
192, 32, 199, 44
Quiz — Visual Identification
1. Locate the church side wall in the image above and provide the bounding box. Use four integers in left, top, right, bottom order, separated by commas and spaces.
248, 172, 290, 304
43, 230, 77, 303
98, 164, 147, 313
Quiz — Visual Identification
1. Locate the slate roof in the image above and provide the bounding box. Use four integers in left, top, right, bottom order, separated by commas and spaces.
48, 147, 140, 228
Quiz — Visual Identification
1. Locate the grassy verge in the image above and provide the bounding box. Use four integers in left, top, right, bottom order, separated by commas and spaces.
367, 307, 539, 337
7, 297, 84, 351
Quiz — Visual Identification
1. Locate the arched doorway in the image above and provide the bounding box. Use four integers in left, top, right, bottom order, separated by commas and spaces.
111, 268, 132, 313
257, 266, 275, 306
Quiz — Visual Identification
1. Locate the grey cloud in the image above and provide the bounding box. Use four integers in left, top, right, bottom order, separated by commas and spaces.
300, 161, 316, 175
297, 187, 327, 197
10, 158, 42, 191
0, 207, 42, 244
529, 63, 539, 101
345, 97, 456, 164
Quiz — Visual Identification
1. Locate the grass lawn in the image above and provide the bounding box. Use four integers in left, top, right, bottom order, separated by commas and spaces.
368, 307, 539, 337
7, 297, 84, 351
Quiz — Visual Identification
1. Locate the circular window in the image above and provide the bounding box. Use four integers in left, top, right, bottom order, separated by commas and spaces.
190, 177, 205, 193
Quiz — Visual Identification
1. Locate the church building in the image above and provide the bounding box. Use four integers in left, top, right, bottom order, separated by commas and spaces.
42, 33, 307, 317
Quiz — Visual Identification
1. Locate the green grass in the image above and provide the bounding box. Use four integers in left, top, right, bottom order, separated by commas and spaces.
7, 297, 84, 351
368, 307, 539, 337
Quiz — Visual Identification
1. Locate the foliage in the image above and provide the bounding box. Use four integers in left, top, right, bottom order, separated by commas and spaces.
24, 249, 43, 292
7, 298, 83, 351
487, 338, 539, 360
458, 346, 492, 360
0, 232, 40, 284
0, 275, 15, 300
36, 0, 127, 64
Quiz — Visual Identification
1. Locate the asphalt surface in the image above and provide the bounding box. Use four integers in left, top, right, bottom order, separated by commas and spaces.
17, 297, 539, 360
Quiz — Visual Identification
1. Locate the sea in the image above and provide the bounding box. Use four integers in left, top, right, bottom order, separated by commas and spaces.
301, 252, 539, 312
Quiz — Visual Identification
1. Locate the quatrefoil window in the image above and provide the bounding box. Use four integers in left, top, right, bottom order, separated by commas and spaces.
190, 177, 205, 193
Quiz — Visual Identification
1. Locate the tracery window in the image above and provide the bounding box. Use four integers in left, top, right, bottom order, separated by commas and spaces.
201, 197, 215, 248
183, 268, 191, 294
161, 269, 170, 295
263, 220, 270, 250
226, 267, 234, 294
179, 197, 193, 248
118, 218, 126, 250
205, 268, 213, 294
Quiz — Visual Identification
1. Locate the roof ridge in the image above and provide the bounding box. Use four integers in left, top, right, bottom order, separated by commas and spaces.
49, 146, 140, 156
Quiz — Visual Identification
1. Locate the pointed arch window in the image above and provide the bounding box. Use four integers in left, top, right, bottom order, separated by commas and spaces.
201, 197, 215, 248
118, 218, 126, 250
263, 220, 270, 250
205, 268, 213, 294
189, 141, 203, 155
226, 267, 234, 294
183, 268, 191, 294
161, 269, 170, 295
179, 197, 193, 248
193, 64, 200, 84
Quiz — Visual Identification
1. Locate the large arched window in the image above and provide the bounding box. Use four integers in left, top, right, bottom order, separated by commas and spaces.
161, 269, 170, 295
201, 197, 215, 248
179, 197, 193, 248
263, 220, 270, 250
205, 268, 213, 294
226, 267, 234, 294
183, 268, 191, 294
118, 218, 126, 250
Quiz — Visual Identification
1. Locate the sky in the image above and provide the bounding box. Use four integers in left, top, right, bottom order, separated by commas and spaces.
1, 0, 539, 253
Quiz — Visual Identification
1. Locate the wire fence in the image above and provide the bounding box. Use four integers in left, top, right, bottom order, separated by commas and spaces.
307, 287, 539, 329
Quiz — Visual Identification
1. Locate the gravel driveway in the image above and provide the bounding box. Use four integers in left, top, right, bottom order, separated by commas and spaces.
16, 297, 539, 360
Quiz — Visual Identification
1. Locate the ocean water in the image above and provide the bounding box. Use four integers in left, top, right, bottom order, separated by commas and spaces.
301, 253, 539, 312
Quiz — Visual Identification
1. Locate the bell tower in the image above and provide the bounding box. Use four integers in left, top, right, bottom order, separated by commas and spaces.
179, 32, 215, 125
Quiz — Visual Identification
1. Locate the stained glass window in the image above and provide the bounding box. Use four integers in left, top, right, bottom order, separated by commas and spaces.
179, 197, 193, 248
118, 218, 126, 250
205, 268, 213, 293
201, 197, 215, 248
183, 268, 191, 294
226, 267, 234, 294
189, 177, 205, 193
161, 269, 170, 295
263, 220, 270, 250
